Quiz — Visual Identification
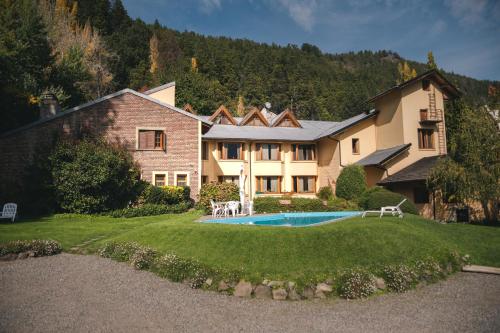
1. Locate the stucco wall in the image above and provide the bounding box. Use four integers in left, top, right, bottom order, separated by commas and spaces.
148, 85, 176, 106
374, 90, 404, 150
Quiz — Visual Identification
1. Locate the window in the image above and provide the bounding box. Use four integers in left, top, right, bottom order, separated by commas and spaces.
153, 172, 167, 186
218, 142, 244, 160
293, 176, 316, 193
138, 129, 165, 150
256, 176, 281, 193
292, 144, 316, 161
201, 176, 208, 184
420, 109, 428, 121
202, 142, 209, 160
418, 129, 434, 149
422, 79, 431, 91
352, 138, 360, 154
414, 187, 429, 204
245, 114, 266, 126
218, 175, 240, 187
256, 143, 281, 161
175, 173, 189, 187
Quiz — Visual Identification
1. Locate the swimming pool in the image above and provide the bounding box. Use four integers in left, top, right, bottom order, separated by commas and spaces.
202, 211, 361, 227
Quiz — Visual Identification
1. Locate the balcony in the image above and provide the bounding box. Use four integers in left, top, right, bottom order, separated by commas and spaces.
419, 109, 442, 125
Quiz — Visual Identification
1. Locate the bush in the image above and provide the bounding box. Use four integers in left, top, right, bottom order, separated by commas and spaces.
325, 197, 359, 211
156, 253, 214, 288
337, 269, 377, 299
358, 187, 418, 215
0, 240, 62, 256
382, 264, 417, 292
109, 203, 190, 218
198, 182, 239, 212
139, 184, 190, 205
414, 258, 444, 283
130, 247, 158, 270
50, 139, 141, 214
253, 196, 326, 213
99, 242, 158, 270
317, 186, 334, 201
335, 165, 367, 200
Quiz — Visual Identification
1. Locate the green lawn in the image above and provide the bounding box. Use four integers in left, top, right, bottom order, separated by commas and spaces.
1, 212, 499, 280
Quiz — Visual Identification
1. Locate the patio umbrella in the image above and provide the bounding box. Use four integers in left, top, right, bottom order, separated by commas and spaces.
239, 164, 246, 214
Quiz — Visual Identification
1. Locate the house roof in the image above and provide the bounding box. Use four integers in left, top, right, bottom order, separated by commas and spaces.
367, 69, 461, 103
0, 88, 211, 138
202, 109, 378, 141
208, 105, 238, 125
356, 144, 411, 167
270, 108, 302, 128
239, 107, 270, 126
377, 155, 442, 184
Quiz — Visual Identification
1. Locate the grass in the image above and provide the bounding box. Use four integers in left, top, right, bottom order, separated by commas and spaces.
1, 211, 499, 280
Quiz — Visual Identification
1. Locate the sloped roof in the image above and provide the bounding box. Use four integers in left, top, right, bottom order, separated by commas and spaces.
239, 107, 270, 126
1, 88, 211, 138
367, 69, 461, 103
378, 155, 442, 184
202, 109, 378, 141
356, 144, 411, 167
208, 105, 237, 125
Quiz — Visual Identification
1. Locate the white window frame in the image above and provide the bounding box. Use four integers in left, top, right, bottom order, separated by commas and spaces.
152, 171, 169, 186
174, 171, 190, 187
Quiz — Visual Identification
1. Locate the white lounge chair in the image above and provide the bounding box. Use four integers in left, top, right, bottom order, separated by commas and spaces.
0, 203, 17, 222
362, 199, 407, 218
224, 201, 240, 217
210, 200, 223, 218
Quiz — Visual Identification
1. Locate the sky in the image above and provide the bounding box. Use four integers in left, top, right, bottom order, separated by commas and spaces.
123, 0, 500, 81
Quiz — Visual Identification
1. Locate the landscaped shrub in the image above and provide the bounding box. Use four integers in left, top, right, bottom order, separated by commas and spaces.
337, 269, 377, 299
317, 186, 334, 201
0, 240, 62, 256
156, 253, 207, 284
98, 242, 142, 262
109, 203, 190, 218
414, 258, 444, 283
325, 197, 359, 211
382, 264, 417, 292
335, 165, 367, 200
254, 196, 327, 213
139, 184, 190, 205
358, 187, 418, 215
50, 138, 141, 214
198, 182, 239, 212
130, 247, 158, 270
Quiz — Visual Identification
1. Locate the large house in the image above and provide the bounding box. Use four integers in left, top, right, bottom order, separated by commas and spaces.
0, 70, 461, 219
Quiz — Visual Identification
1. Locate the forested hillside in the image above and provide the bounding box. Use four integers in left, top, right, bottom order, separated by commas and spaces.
1, 0, 497, 134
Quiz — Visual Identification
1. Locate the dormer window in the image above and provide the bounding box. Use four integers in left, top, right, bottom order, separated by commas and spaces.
208, 105, 237, 125
271, 109, 302, 128
240, 108, 270, 126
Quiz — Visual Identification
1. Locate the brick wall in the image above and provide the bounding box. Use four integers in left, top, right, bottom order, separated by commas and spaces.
0, 92, 200, 200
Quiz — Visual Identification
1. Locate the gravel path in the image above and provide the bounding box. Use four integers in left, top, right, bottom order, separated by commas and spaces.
1, 254, 499, 332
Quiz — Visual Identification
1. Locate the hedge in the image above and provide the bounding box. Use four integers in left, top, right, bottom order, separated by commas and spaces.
335, 164, 367, 200
358, 187, 418, 215
139, 184, 190, 205
253, 196, 358, 213
109, 203, 190, 218
198, 182, 240, 212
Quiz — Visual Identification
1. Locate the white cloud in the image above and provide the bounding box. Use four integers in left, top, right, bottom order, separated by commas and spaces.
277, 0, 317, 32
200, 0, 222, 14
444, 0, 487, 24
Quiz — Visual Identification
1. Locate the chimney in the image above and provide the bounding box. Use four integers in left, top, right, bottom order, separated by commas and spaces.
39, 93, 60, 119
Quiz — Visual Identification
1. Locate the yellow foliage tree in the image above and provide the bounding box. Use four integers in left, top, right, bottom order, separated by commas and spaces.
149, 34, 159, 75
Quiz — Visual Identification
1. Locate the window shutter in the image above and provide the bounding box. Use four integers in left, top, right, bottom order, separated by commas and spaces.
139, 131, 147, 149
160, 132, 165, 150
145, 130, 155, 149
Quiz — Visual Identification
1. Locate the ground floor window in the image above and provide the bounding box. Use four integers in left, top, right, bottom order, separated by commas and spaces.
256, 176, 281, 193
413, 186, 429, 204
292, 176, 316, 193
153, 172, 168, 186
218, 175, 239, 187
175, 172, 189, 187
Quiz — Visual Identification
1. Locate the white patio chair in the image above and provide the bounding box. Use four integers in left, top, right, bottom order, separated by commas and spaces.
0, 203, 17, 222
225, 201, 240, 217
210, 200, 223, 218
362, 199, 407, 218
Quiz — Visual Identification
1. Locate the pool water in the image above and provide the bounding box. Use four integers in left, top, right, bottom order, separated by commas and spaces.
203, 212, 361, 227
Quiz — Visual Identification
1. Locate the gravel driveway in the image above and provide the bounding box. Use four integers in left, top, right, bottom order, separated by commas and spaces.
1, 254, 499, 332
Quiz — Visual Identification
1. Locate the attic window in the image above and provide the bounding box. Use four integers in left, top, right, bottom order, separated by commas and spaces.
422, 79, 431, 91
352, 138, 360, 154
272, 109, 301, 128
245, 114, 266, 126
214, 115, 233, 125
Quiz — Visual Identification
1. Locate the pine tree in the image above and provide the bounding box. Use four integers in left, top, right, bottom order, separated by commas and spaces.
427, 51, 437, 70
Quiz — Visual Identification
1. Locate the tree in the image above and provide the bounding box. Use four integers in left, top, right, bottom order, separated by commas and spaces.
429, 99, 500, 223
335, 165, 367, 200
236, 95, 245, 116
397, 61, 417, 83
149, 34, 159, 77
427, 51, 437, 70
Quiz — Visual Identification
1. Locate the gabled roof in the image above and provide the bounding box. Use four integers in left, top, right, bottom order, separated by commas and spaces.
367, 69, 461, 103
315, 109, 379, 139
271, 109, 302, 128
208, 105, 238, 125
239, 107, 270, 126
378, 155, 442, 184
0, 88, 211, 138
356, 143, 411, 167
